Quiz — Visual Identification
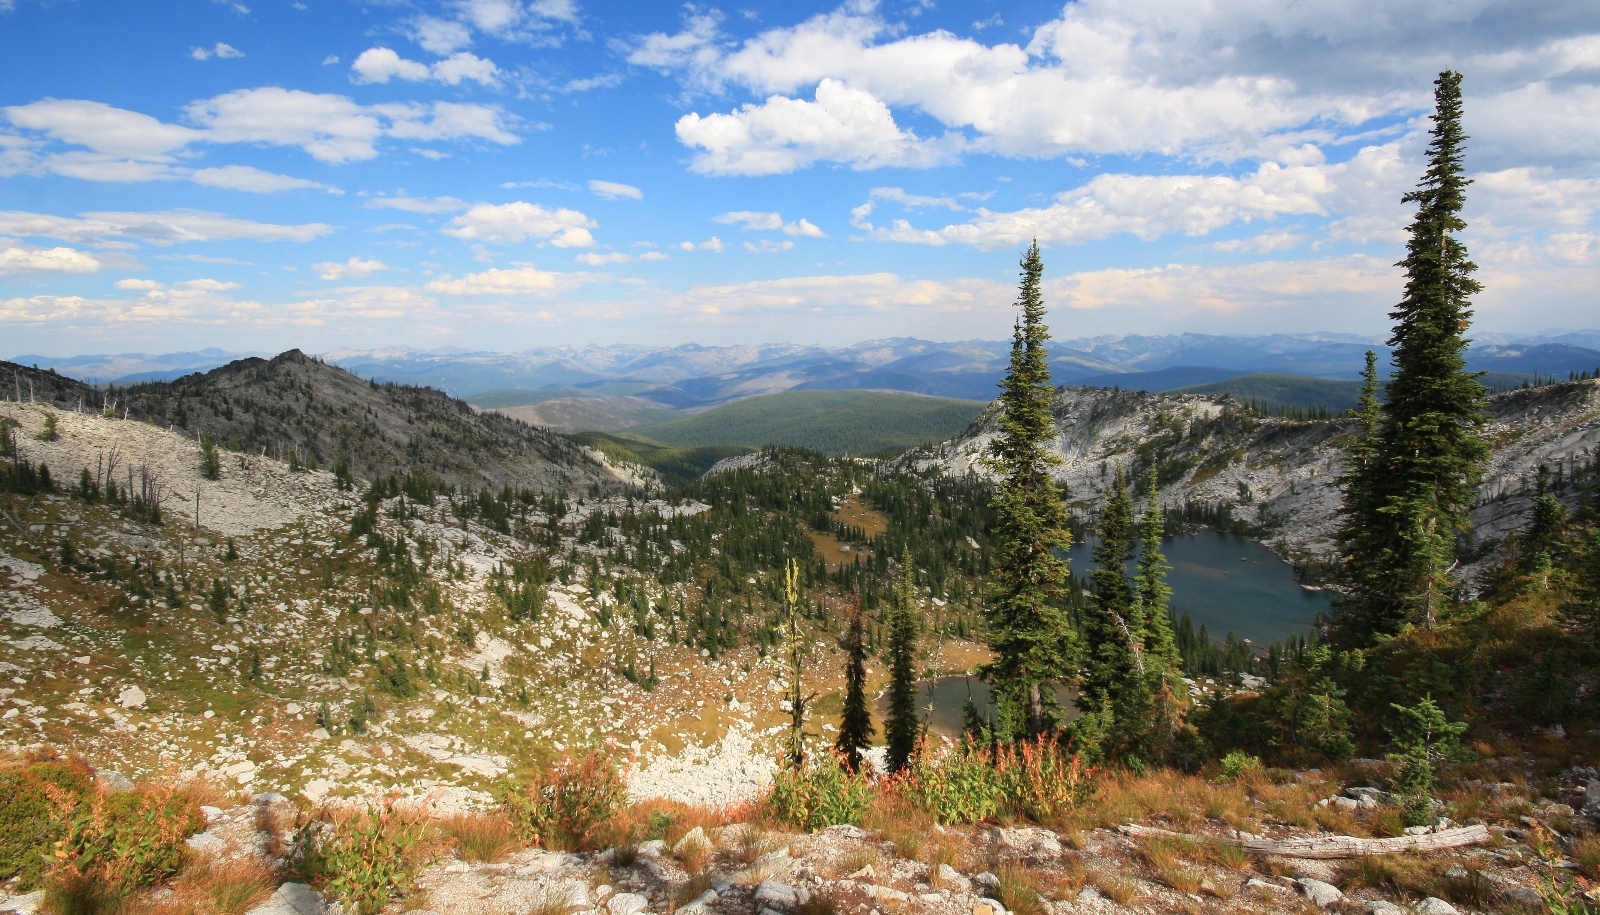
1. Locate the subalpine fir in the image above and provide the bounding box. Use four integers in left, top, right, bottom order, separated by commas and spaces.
982, 241, 1079, 742
1334, 71, 1489, 644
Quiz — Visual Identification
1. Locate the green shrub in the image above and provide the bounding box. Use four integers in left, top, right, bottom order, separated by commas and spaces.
767, 752, 874, 833
502, 752, 628, 851
902, 739, 1004, 824
1215, 751, 1262, 782
298, 799, 431, 915
0, 758, 96, 889
994, 736, 1095, 825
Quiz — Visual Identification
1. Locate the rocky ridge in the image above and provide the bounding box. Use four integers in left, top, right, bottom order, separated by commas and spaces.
897, 380, 1600, 582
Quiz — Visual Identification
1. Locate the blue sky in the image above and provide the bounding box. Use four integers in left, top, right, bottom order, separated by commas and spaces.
2, 0, 1597, 355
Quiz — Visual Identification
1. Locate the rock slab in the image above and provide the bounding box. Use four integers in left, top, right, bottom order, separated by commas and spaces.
1297, 878, 1344, 908
246, 884, 328, 915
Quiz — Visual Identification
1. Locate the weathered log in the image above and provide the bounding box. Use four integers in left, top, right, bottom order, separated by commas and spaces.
1117, 823, 1492, 859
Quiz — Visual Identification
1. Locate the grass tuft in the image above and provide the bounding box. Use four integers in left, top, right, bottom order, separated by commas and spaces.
441, 812, 521, 864
990, 864, 1044, 915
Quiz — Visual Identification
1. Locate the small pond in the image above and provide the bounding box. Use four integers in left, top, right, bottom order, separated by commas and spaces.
1063, 530, 1331, 647
884, 532, 1330, 734
874, 676, 1077, 738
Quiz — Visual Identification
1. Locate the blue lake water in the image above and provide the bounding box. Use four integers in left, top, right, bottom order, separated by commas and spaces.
875, 531, 1330, 736
1064, 530, 1330, 646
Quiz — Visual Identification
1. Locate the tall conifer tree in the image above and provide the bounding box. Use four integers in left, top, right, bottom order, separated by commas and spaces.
1077, 472, 1140, 757
1335, 71, 1489, 643
885, 550, 921, 772
1135, 468, 1184, 757
983, 241, 1079, 742
835, 594, 874, 772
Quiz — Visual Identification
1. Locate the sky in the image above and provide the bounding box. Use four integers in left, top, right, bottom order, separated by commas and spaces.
1, 0, 1597, 356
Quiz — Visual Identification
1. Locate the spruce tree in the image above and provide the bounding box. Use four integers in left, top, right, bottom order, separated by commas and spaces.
1335, 71, 1488, 643
1076, 471, 1141, 759
983, 241, 1079, 742
1135, 468, 1184, 756
884, 550, 921, 772
835, 593, 874, 772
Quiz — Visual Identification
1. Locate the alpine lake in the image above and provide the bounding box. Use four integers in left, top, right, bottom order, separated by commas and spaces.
884, 531, 1332, 736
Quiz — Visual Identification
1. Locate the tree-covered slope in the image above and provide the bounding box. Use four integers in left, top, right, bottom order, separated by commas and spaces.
627, 390, 988, 455
1170, 373, 1365, 413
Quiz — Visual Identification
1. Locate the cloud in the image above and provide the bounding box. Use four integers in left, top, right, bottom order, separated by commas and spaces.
188, 165, 332, 193
424, 264, 588, 296
351, 48, 501, 88
574, 251, 633, 265
713, 211, 827, 237
0, 244, 102, 276
676, 236, 725, 252
637, 251, 669, 261
313, 257, 388, 280
1207, 230, 1307, 253
714, 211, 783, 230
442, 201, 596, 247
409, 16, 473, 55
4, 99, 203, 159
0, 278, 264, 327
744, 239, 794, 253
661, 271, 1007, 319
191, 42, 244, 60
676, 78, 963, 176
363, 195, 468, 214
0, 209, 335, 246
589, 179, 642, 200
634, 1, 1600, 169
853, 147, 1402, 251
189, 88, 517, 162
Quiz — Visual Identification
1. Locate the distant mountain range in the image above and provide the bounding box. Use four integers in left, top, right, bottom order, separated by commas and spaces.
16, 332, 1600, 426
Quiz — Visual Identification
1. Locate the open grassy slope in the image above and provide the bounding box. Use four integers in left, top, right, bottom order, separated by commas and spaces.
627, 390, 989, 455
568, 432, 753, 486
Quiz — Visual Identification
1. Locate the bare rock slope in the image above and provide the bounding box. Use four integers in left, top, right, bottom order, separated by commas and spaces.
901, 380, 1600, 571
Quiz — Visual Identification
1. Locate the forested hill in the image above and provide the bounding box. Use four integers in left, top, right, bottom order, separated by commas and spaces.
0, 352, 631, 492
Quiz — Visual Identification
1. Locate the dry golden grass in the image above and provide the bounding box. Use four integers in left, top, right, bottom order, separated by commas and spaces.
990, 864, 1044, 915
863, 793, 932, 860
441, 812, 521, 863
1091, 871, 1138, 905
1155, 863, 1204, 895
525, 885, 575, 915
675, 833, 712, 874
1575, 833, 1600, 881
836, 846, 881, 877
670, 874, 714, 912
134, 856, 276, 915
1205, 841, 1253, 871
1039, 857, 1087, 898
171, 776, 234, 811
729, 824, 782, 865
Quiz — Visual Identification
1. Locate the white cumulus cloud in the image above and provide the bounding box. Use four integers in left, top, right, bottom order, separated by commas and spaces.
188, 165, 332, 193
363, 196, 468, 214
424, 264, 588, 296
713, 211, 827, 237
675, 78, 964, 176
352, 48, 501, 88
313, 257, 388, 280
0, 244, 102, 276
442, 201, 597, 247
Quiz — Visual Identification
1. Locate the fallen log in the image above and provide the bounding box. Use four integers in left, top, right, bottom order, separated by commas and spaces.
1117, 823, 1492, 859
